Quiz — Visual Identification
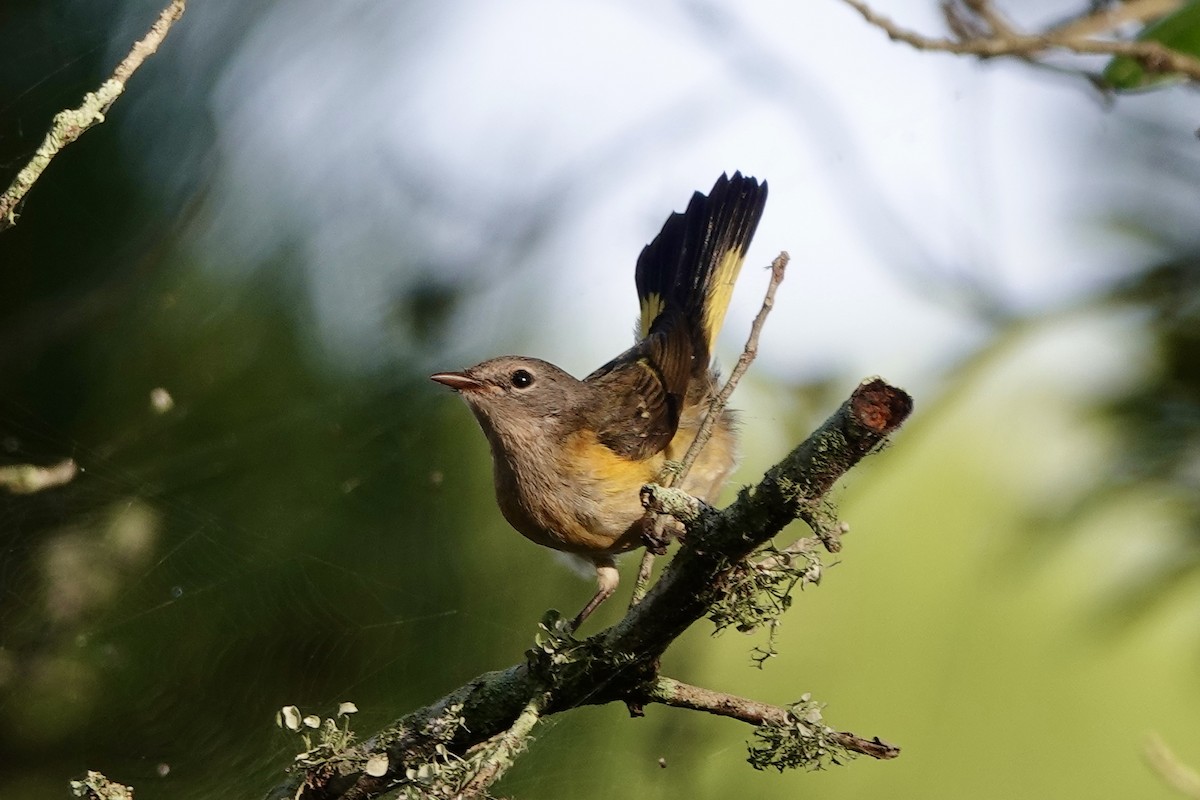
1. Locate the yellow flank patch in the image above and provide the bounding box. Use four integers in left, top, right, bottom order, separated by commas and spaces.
702, 248, 745, 352
565, 429, 660, 488
640, 292, 665, 339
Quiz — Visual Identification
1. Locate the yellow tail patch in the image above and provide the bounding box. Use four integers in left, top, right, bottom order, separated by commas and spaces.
700, 247, 746, 355
638, 292, 666, 340
638, 246, 746, 352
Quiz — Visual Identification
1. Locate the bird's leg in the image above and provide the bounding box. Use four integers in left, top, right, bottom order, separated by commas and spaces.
570, 556, 619, 632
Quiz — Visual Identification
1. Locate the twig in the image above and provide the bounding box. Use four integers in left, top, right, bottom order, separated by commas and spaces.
960, 0, 1018, 40
629, 541, 657, 607
1145, 733, 1200, 799
839, 0, 1200, 83
0, 0, 186, 233
629, 251, 790, 605
683, 251, 790, 479
1049, 0, 1184, 40
641, 677, 900, 760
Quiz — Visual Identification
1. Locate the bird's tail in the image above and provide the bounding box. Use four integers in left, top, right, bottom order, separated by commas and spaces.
635, 172, 768, 373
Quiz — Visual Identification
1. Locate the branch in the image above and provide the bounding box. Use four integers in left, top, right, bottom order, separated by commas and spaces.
0, 0, 186, 233
640, 677, 900, 761
839, 0, 1200, 84
610, 377, 911, 656
266, 377, 913, 800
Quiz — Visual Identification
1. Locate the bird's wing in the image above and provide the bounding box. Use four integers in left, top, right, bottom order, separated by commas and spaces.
584, 320, 692, 460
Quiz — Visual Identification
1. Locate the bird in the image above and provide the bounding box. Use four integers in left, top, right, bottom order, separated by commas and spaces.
431, 172, 768, 631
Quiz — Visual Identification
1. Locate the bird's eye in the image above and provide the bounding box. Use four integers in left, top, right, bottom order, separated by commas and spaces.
511, 369, 534, 389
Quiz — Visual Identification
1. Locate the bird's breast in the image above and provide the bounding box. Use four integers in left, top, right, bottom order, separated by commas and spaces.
488, 409, 737, 557
490, 428, 659, 556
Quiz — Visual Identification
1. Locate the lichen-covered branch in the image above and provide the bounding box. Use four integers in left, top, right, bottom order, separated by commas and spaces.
606, 378, 911, 658
641, 677, 900, 762
0, 0, 186, 233
266, 378, 912, 800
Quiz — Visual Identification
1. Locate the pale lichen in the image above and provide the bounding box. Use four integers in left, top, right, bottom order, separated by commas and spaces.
709, 541, 823, 665
747, 694, 852, 771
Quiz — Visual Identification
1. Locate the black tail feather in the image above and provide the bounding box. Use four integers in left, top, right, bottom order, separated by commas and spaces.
635, 172, 768, 372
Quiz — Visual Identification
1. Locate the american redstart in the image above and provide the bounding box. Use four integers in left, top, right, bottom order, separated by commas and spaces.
432, 172, 768, 630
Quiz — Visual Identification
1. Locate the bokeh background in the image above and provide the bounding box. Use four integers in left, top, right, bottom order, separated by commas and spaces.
2, 0, 1199, 798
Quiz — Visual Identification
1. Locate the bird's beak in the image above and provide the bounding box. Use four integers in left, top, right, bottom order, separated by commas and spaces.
430, 371, 485, 393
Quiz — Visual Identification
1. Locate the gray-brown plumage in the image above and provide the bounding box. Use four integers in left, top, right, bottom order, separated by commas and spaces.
432, 172, 767, 629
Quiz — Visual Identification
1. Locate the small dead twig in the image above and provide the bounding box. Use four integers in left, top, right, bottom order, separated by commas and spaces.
0, 0, 187, 233
681, 251, 790, 479
629, 251, 790, 605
